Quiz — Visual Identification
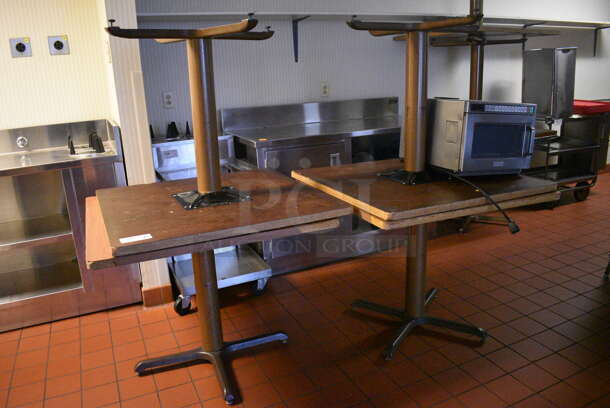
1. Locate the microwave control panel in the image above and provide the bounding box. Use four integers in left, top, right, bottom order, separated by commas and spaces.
469, 102, 536, 114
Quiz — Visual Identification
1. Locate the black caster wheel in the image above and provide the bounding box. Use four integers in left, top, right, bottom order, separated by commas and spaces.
251, 281, 267, 296
573, 182, 590, 202
173, 296, 191, 316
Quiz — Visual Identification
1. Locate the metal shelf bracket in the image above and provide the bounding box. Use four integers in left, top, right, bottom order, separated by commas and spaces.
593, 26, 610, 56
292, 15, 310, 62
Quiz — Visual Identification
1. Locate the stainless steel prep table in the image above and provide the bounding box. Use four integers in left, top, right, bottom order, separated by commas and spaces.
0, 120, 141, 331
224, 97, 406, 275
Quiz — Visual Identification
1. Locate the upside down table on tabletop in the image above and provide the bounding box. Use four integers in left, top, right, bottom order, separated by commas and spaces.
292, 159, 559, 359
85, 169, 352, 404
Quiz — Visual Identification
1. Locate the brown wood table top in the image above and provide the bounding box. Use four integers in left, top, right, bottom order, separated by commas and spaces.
95, 170, 352, 257
291, 159, 558, 224
85, 196, 341, 270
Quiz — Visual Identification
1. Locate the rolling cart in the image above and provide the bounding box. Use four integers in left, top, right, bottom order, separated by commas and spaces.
527, 102, 610, 202
170, 247, 271, 315
152, 138, 271, 315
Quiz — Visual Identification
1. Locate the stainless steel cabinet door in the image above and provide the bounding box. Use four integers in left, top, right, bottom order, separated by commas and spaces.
263, 143, 349, 176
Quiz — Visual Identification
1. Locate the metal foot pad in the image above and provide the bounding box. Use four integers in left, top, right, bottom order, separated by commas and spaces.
134, 331, 288, 405
351, 299, 404, 319
383, 316, 487, 360
172, 186, 251, 210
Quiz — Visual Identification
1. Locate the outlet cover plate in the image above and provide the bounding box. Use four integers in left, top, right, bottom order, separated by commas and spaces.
162, 91, 175, 109
9, 37, 32, 58
48, 35, 70, 55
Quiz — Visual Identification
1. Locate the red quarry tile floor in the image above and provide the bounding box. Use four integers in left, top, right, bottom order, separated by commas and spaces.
0, 173, 609, 407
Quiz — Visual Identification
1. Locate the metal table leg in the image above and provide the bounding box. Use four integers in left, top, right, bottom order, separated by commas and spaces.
134, 250, 287, 405
352, 224, 487, 361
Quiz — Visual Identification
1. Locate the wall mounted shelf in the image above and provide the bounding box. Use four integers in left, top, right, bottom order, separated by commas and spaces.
136, 11, 610, 29
136, 12, 610, 55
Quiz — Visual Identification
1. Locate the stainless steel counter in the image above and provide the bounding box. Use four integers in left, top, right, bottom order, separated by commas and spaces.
0, 119, 140, 331
0, 119, 121, 177
0, 147, 118, 177
228, 116, 401, 148
221, 97, 405, 276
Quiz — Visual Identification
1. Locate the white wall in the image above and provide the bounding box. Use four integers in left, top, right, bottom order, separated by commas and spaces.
102, 0, 170, 293
0, 0, 168, 295
139, 18, 406, 135
136, 0, 610, 139
0, 0, 114, 130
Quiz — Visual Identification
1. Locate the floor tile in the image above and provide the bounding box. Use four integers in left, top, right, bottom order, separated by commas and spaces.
532, 330, 574, 352
82, 382, 119, 408
540, 382, 592, 408
352, 371, 399, 398
82, 364, 117, 389
10, 365, 45, 387
118, 375, 156, 400
461, 357, 505, 383
511, 364, 559, 392
6, 381, 44, 408
486, 347, 529, 372
121, 392, 161, 408
510, 338, 553, 361
44, 391, 82, 408
457, 386, 507, 408
1, 175, 609, 408
46, 355, 80, 378
159, 382, 199, 407
17, 334, 49, 353
404, 378, 451, 407
82, 348, 114, 371
536, 354, 582, 380
433, 366, 480, 396
14, 349, 48, 370
486, 375, 533, 405
45, 372, 81, 398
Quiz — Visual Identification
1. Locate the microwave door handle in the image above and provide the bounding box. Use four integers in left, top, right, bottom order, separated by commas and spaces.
522, 126, 535, 157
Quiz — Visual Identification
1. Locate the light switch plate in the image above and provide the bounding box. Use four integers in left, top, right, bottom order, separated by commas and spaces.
48, 35, 70, 55
9, 37, 32, 58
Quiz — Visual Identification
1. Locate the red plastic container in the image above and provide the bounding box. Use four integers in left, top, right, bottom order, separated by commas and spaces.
572, 99, 610, 115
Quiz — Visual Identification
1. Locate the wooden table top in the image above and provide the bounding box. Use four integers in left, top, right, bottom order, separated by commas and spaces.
292, 159, 558, 227
95, 170, 352, 257
85, 196, 341, 270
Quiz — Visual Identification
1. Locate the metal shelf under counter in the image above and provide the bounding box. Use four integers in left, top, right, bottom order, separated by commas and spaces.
0, 259, 82, 305
0, 214, 72, 252
527, 167, 597, 184
535, 139, 601, 155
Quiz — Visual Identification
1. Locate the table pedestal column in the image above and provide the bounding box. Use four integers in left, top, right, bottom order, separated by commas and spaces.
134, 250, 287, 404
133, 38, 289, 405
352, 224, 487, 360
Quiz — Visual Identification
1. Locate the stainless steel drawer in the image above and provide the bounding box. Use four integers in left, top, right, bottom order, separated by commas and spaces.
263, 143, 349, 176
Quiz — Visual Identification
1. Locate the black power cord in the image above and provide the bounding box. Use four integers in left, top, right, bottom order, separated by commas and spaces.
435, 169, 520, 234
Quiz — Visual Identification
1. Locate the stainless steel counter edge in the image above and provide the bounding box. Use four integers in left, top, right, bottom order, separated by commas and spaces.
230, 119, 401, 149
0, 149, 121, 177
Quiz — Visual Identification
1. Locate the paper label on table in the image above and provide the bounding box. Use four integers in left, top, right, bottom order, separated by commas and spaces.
119, 233, 152, 244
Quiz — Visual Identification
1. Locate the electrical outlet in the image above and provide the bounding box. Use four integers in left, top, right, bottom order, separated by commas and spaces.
321, 81, 329, 97
162, 92, 175, 109
48, 35, 70, 55
9, 37, 32, 58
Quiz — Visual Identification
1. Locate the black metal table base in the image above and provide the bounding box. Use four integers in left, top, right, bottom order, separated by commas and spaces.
352, 288, 487, 360
134, 331, 288, 405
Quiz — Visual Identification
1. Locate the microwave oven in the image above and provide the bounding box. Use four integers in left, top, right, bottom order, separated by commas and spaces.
428, 98, 537, 176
